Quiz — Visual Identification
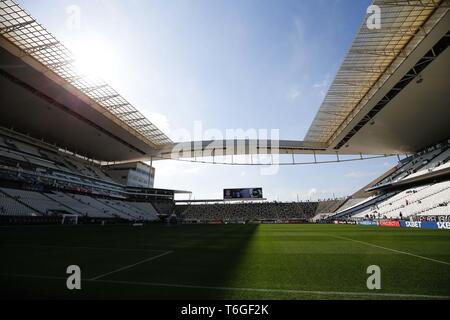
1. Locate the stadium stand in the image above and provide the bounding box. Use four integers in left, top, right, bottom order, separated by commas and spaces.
0, 189, 37, 216
309, 199, 347, 222
315, 199, 346, 215
374, 141, 450, 187
405, 148, 450, 180
0, 128, 164, 222
327, 140, 450, 223
334, 181, 449, 221
1, 188, 78, 215
350, 181, 450, 220
45, 192, 111, 218
335, 197, 376, 213
127, 202, 159, 219
178, 201, 319, 223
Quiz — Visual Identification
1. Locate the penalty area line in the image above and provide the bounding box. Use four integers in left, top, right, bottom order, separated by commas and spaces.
0, 273, 448, 299
329, 234, 450, 266
90, 250, 174, 280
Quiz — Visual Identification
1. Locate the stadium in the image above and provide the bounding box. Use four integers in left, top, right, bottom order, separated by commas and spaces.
0, 0, 449, 302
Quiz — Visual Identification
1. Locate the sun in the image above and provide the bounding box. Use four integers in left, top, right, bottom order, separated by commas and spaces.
69, 35, 120, 86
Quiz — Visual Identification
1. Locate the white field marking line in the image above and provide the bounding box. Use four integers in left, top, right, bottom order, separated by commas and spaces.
90, 250, 174, 281
0, 273, 449, 300
0, 244, 168, 253
330, 234, 450, 266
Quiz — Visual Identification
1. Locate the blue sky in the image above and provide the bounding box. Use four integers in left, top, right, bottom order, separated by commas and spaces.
20, 0, 400, 201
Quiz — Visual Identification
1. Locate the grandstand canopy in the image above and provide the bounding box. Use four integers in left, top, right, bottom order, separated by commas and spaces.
164, 0, 450, 159
305, 0, 450, 155
0, 0, 172, 162
0, 0, 449, 163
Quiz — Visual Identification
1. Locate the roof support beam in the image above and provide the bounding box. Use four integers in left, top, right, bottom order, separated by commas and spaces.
115, 110, 139, 117
105, 103, 131, 110
128, 118, 147, 124
81, 84, 109, 93
23, 41, 59, 53
97, 94, 120, 102
0, 20, 35, 34
46, 59, 75, 69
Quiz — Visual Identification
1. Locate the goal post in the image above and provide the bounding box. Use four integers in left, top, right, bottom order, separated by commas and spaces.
61, 214, 79, 225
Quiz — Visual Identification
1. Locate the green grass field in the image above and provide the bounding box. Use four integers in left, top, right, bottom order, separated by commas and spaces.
0, 224, 449, 300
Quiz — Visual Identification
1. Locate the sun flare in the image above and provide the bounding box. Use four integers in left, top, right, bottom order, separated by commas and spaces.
69, 36, 120, 85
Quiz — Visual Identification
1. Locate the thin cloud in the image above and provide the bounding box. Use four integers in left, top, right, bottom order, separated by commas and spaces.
313, 73, 331, 88
287, 86, 302, 102
344, 171, 377, 179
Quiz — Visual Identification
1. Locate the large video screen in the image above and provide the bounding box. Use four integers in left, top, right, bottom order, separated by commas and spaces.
224, 188, 263, 200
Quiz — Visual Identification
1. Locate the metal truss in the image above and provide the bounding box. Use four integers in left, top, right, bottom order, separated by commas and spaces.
153, 153, 397, 167
0, 0, 172, 146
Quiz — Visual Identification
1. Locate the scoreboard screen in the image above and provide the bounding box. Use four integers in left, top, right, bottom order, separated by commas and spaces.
224, 188, 263, 200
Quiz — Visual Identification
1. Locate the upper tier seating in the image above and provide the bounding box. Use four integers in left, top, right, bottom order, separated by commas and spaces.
405, 148, 450, 180
376, 142, 450, 187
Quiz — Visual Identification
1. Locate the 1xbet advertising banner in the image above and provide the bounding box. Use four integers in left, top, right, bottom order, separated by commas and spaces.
400, 221, 450, 230
401, 221, 422, 228
437, 221, 450, 230
420, 221, 438, 229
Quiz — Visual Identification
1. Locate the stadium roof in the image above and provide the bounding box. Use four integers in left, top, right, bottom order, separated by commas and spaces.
163, 0, 449, 158
0, 0, 449, 162
305, 0, 450, 146
0, 0, 172, 147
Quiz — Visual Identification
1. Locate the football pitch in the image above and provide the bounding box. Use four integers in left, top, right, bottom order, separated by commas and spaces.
0, 224, 449, 300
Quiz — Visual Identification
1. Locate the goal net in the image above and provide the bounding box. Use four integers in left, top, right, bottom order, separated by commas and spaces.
62, 214, 79, 225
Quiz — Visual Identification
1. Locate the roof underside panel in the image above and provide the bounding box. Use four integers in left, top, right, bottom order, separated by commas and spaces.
305, 0, 449, 145
0, 0, 172, 146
